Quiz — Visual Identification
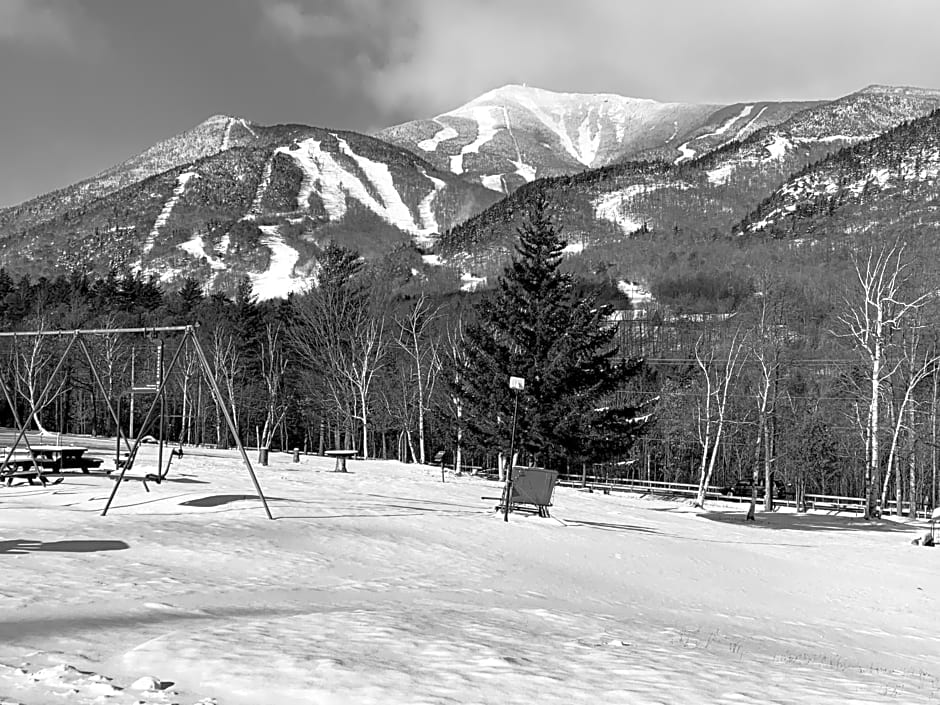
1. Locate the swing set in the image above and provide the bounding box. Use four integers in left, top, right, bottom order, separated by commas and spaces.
0, 324, 273, 519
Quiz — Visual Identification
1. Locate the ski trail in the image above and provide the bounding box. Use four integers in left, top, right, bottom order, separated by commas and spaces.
144, 171, 198, 254
514, 93, 586, 165
502, 107, 536, 184
239, 118, 258, 139
666, 121, 679, 143
250, 224, 308, 300
417, 119, 458, 152
450, 106, 500, 175
576, 106, 601, 167
676, 105, 754, 164
222, 118, 235, 151
244, 156, 275, 219
735, 105, 768, 141
416, 168, 446, 247
675, 143, 696, 164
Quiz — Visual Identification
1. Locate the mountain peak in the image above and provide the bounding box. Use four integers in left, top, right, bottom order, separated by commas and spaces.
468, 83, 662, 107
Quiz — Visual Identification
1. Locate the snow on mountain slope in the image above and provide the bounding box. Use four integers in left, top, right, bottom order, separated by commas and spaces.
275, 134, 446, 241
0, 121, 500, 297
143, 171, 198, 256
740, 107, 940, 236
417, 118, 458, 152
377, 84, 720, 193
675, 104, 755, 164
443, 86, 940, 276
250, 224, 312, 299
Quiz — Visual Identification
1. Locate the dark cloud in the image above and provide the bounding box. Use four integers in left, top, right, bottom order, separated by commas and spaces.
264, 0, 940, 123
3, 0, 940, 207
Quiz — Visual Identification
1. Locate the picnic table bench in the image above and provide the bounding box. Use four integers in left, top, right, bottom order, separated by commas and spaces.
324, 449, 356, 472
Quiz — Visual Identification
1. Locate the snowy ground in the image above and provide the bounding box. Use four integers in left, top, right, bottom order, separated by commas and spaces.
1, 448, 939, 704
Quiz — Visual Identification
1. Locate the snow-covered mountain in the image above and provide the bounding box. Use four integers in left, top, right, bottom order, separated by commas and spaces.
0, 122, 499, 298
738, 105, 940, 237
6, 83, 940, 299
377, 84, 723, 193
441, 85, 940, 279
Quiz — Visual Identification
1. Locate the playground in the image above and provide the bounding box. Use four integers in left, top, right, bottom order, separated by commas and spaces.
1, 448, 939, 704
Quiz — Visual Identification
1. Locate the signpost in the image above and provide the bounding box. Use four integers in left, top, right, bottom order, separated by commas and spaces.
504, 376, 525, 522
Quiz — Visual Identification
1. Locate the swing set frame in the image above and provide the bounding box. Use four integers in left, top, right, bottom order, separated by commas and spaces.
0, 324, 273, 519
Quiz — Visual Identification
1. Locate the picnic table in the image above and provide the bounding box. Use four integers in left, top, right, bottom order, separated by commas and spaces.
324, 449, 356, 472
27, 446, 104, 472
1, 445, 105, 485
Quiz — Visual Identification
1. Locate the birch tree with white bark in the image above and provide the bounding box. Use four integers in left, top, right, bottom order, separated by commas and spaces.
693, 328, 748, 508
836, 244, 931, 519
395, 293, 442, 465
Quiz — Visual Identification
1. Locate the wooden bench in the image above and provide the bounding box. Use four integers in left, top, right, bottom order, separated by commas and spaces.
324, 449, 356, 472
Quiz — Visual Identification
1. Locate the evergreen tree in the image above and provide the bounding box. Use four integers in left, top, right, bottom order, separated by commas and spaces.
456, 196, 643, 467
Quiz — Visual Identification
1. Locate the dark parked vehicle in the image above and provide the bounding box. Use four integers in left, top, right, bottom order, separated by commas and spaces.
721, 478, 793, 500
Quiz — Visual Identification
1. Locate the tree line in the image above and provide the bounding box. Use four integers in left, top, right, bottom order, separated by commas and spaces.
1, 200, 939, 520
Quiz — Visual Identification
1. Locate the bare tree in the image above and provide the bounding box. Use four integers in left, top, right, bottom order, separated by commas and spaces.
878, 327, 940, 514
259, 321, 289, 451
446, 317, 467, 474
836, 244, 931, 519
208, 326, 243, 446
693, 328, 748, 508
291, 280, 389, 457
745, 282, 788, 518
175, 346, 199, 445
9, 318, 68, 435
395, 293, 443, 464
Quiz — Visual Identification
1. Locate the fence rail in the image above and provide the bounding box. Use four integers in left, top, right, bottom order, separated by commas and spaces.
555, 474, 933, 520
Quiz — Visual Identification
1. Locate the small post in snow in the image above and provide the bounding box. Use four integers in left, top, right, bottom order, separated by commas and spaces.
503, 376, 525, 522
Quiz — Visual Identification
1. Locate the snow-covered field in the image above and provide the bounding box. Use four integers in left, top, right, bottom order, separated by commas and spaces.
1, 449, 939, 704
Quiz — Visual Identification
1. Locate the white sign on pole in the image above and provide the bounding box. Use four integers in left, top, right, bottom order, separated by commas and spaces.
509, 376, 525, 390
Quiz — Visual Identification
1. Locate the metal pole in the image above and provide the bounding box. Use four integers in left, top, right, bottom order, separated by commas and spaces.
0, 325, 194, 337
503, 390, 520, 523
129, 348, 135, 440
157, 340, 164, 479
189, 330, 274, 520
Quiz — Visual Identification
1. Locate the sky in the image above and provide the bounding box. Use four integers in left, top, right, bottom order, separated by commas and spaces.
2, 0, 940, 207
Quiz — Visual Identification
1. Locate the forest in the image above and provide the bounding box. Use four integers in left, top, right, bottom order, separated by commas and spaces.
1, 206, 940, 522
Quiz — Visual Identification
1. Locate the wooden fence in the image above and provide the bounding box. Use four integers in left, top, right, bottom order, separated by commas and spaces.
555, 474, 933, 520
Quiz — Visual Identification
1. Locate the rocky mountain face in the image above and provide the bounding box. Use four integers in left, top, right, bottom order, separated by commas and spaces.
440, 85, 940, 281
0, 123, 499, 298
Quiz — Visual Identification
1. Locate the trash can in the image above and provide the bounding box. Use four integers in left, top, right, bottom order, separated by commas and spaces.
510, 466, 558, 512
259, 448, 269, 466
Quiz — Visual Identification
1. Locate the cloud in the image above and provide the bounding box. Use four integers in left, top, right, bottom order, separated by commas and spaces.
261, 0, 940, 125
0, 0, 77, 48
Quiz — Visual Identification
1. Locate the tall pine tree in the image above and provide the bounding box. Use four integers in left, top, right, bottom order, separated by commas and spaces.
457, 196, 643, 468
